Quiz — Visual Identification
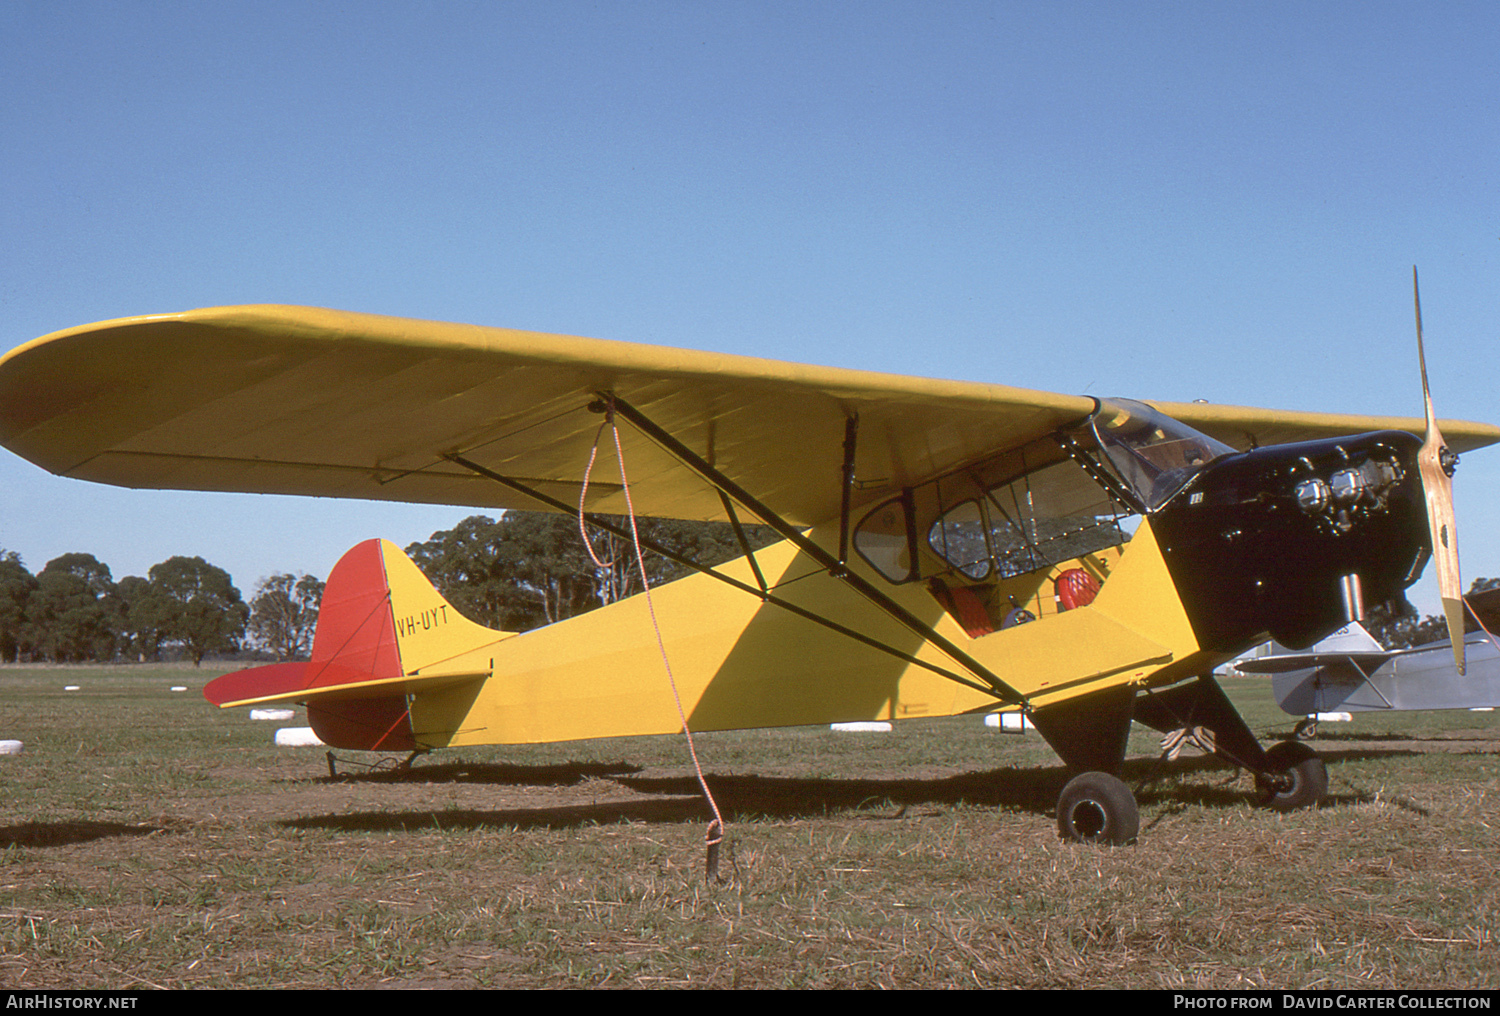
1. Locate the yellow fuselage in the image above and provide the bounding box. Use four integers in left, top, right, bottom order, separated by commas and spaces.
403, 519, 1214, 749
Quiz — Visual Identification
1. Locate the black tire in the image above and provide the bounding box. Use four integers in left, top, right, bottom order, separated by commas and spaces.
1056, 772, 1139, 845
1255, 740, 1328, 812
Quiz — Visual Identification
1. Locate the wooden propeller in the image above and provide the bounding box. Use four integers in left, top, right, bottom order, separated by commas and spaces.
1413, 267, 1466, 675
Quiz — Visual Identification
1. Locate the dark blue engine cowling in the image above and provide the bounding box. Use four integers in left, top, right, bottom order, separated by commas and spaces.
1150, 430, 1429, 651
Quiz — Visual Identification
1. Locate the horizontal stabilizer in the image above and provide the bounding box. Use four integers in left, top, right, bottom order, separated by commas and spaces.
204, 660, 488, 709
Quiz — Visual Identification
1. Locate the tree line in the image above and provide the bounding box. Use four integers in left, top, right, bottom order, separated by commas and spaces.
0, 512, 772, 665
1363, 575, 1500, 649
0, 550, 323, 666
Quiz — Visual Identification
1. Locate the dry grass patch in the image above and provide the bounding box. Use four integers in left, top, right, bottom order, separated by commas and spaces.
0, 667, 1494, 987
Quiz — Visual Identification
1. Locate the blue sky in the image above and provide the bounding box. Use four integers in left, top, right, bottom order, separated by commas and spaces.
1, 1, 1497, 615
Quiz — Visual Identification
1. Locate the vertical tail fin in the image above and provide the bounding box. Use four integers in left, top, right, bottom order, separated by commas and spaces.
205, 539, 509, 750
308, 538, 403, 679
373, 539, 510, 673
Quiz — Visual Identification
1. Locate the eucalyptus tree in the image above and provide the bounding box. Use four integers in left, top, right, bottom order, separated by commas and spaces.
114, 574, 176, 662
148, 556, 248, 665
0, 551, 36, 662
248, 573, 325, 661
28, 553, 117, 662
407, 512, 773, 632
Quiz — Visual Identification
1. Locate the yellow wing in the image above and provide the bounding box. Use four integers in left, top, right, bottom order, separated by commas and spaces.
0, 304, 1495, 526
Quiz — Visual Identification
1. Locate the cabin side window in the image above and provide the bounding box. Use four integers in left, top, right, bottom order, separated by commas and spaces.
927, 500, 990, 581
852, 492, 918, 583
854, 434, 1135, 588
958, 454, 1131, 580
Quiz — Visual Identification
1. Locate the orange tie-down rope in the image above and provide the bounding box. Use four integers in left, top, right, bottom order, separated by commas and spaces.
578, 406, 730, 882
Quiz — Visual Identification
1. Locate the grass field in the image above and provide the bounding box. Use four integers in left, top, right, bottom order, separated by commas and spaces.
0, 665, 1495, 989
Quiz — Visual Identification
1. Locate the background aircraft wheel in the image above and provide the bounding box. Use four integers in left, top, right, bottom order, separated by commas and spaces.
1056, 772, 1139, 845
1255, 740, 1328, 812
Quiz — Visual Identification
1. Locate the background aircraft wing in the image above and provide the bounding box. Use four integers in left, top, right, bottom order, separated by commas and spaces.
1236, 651, 1399, 674
2, 305, 1496, 526
1148, 400, 1500, 456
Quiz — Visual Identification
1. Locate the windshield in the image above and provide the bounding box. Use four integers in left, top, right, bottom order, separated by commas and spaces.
1091, 399, 1234, 510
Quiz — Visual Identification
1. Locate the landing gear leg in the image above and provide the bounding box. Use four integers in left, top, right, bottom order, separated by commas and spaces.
1134, 676, 1329, 812
1134, 674, 1271, 771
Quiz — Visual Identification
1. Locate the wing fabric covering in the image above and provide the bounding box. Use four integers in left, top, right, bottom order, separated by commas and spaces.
0, 306, 1095, 526
4, 305, 1493, 530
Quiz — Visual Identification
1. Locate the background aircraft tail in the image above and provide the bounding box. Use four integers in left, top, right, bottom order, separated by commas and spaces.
205, 539, 510, 750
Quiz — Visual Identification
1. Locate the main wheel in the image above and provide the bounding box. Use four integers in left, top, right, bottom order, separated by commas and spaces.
1255, 740, 1328, 812
1056, 772, 1139, 845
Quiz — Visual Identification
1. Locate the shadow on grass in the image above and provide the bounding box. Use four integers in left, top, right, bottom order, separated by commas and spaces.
283, 796, 716, 834
1304, 730, 1500, 745
277, 753, 1290, 835
273, 733, 1476, 836
0, 820, 165, 848
277, 758, 642, 788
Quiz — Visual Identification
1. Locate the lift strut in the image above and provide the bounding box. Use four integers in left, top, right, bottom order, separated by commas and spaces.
442, 453, 1000, 698
599, 393, 1027, 706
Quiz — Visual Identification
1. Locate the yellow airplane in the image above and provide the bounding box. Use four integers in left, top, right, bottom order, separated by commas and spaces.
0, 302, 1494, 845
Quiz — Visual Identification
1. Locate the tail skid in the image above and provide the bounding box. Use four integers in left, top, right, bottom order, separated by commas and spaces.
205, 539, 511, 749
